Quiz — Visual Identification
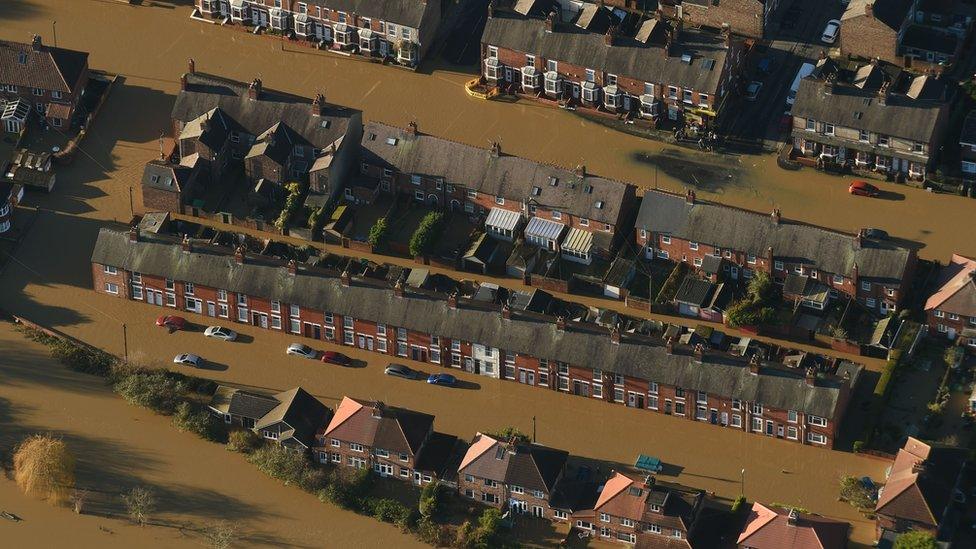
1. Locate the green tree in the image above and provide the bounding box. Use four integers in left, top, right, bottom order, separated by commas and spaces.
368, 217, 389, 248
418, 480, 442, 520
408, 212, 445, 257
487, 426, 530, 445
113, 372, 188, 414
747, 271, 772, 303
893, 530, 937, 549
839, 476, 874, 509
473, 507, 503, 548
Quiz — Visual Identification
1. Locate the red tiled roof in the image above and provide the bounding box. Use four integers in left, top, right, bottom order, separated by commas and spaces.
925, 254, 976, 316
875, 436, 966, 528
0, 38, 88, 94
736, 502, 849, 549
45, 101, 73, 121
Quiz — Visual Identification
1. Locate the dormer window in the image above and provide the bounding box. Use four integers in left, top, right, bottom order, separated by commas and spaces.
18, 52, 27, 64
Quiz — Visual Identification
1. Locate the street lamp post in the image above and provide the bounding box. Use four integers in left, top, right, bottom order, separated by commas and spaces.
52, 20, 57, 48
740, 468, 745, 497
122, 323, 128, 363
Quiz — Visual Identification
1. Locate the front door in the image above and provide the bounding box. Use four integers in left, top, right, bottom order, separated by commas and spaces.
721, 412, 729, 426
218, 0, 229, 16
766, 421, 774, 436
519, 369, 527, 384
380, 40, 389, 57
730, 266, 739, 280
572, 83, 580, 99
254, 9, 268, 26
207, 301, 216, 317
532, 506, 544, 518
777, 425, 785, 438
710, 409, 718, 424
622, 95, 631, 112
664, 400, 672, 415
358, 334, 367, 349
504, 67, 513, 82
413, 472, 422, 486
253, 312, 268, 329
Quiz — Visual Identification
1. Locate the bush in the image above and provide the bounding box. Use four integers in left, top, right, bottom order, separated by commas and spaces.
893, 530, 937, 549
14, 434, 75, 506
839, 475, 874, 509
725, 299, 760, 328
202, 520, 239, 549
419, 480, 443, 520
307, 206, 326, 230
368, 217, 389, 248
730, 495, 746, 513
172, 402, 224, 442
473, 507, 503, 547
50, 340, 116, 377
247, 444, 327, 493
226, 430, 263, 454
485, 426, 530, 445
113, 371, 188, 414
122, 486, 156, 526
373, 498, 412, 524
454, 520, 475, 548
853, 440, 864, 453
408, 212, 445, 257
275, 182, 305, 230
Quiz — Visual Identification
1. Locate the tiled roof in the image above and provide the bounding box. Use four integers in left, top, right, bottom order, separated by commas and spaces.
310, 0, 434, 28
91, 229, 862, 418
924, 254, 976, 316
592, 473, 703, 531
458, 433, 568, 493
875, 437, 967, 528
0, 37, 88, 94
736, 502, 850, 549
322, 396, 433, 455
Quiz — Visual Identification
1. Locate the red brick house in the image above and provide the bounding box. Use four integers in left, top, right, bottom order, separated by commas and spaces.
634, 189, 917, 316
572, 472, 703, 546
736, 502, 850, 549
0, 35, 89, 129
312, 396, 458, 485
457, 433, 568, 519
924, 254, 976, 345
358, 120, 638, 262
195, 0, 442, 67
664, 0, 783, 40
874, 437, 968, 540
480, 1, 744, 127
90, 227, 862, 448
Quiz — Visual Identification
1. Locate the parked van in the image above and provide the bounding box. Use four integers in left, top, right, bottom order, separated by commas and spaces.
786, 62, 816, 109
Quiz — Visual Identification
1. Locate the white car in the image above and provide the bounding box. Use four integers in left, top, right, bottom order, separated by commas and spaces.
821, 20, 841, 44
204, 326, 238, 341
173, 353, 202, 368
286, 343, 318, 359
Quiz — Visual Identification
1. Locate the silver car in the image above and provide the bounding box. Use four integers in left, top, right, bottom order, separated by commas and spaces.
204, 326, 238, 341
384, 363, 418, 380
286, 343, 318, 359
173, 353, 202, 367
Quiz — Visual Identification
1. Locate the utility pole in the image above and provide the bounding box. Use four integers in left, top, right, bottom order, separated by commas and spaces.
122, 323, 128, 362
740, 468, 745, 497
532, 416, 536, 443
52, 20, 57, 48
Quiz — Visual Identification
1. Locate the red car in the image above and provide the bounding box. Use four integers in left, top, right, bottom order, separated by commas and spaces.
321, 351, 352, 366
849, 180, 880, 197
156, 315, 187, 330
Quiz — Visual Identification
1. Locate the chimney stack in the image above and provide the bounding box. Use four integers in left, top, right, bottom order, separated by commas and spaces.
187, 58, 196, 74
865, 2, 874, 18
685, 188, 696, 204
749, 354, 760, 375
287, 259, 298, 276
665, 336, 674, 355
604, 26, 615, 47
911, 460, 927, 475
787, 508, 799, 526
248, 78, 262, 101
545, 11, 556, 33
490, 141, 501, 158
487, 0, 495, 18
854, 231, 863, 250
724, 27, 732, 50
180, 73, 188, 91
129, 226, 139, 242
556, 316, 566, 331
31, 34, 42, 51
181, 235, 192, 253
664, 29, 673, 58
371, 401, 384, 418
312, 93, 326, 117
771, 208, 781, 225
610, 327, 621, 345
693, 343, 704, 363
805, 367, 817, 386
448, 292, 458, 309
340, 269, 350, 286
574, 164, 586, 177
501, 304, 511, 319
394, 279, 405, 297
407, 120, 418, 136
234, 246, 245, 265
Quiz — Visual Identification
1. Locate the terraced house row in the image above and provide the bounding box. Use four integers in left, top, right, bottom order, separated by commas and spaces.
92, 227, 863, 449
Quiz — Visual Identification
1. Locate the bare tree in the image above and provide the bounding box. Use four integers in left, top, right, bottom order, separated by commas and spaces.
202, 520, 240, 549
72, 489, 90, 514
121, 486, 157, 526
13, 434, 75, 506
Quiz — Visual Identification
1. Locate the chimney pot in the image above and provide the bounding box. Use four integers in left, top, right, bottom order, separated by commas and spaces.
407, 120, 418, 135
610, 327, 621, 345
693, 343, 704, 362
31, 34, 42, 51
556, 316, 566, 331
394, 279, 404, 297
488, 0, 496, 18
665, 337, 674, 355
181, 235, 191, 252
604, 26, 615, 47
574, 164, 585, 177
685, 188, 696, 204
180, 73, 188, 91
287, 259, 298, 275
545, 11, 556, 33
865, 2, 874, 17
501, 305, 511, 319
248, 78, 262, 100
749, 354, 760, 375
188, 58, 195, 74
490, 141, 501, 157
771, 208, 781, 225
312, 93, 326, 117
805, 367, 817, 386
339, 269, 350, 286
234, 246, 245, 265
129, 226, 139, 242
787, 508, 799, 526
448, 292, 458, 309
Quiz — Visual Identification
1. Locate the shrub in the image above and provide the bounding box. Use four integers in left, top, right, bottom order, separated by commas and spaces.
368, 217, 389, 248
172, 401, 224, 442
50, 340, 116, 377
486, 426, 530, 445
226, 430, 263, 454
202, 520, 239, 549
839, 475, 874, 509
454, 520, 475, 548
122, 486, 156, 526
14, 434, 75, 506
473, 507, 503, 547
893, 530, 937, 549
275, 182, 305, 230
408, 212, 445, 257
725, 300, 760, 328
853, 440, 864, 453
730, 495, 746, 513
247, 444, 327, 493
418, 480, 443, 520
113, 371, 188, 414
373, 498, 411, 524
747, 271, 773, 302
307, 206, 326, 230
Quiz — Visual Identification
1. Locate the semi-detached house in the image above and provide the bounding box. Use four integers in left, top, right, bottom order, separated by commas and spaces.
924, 254, 976, 346
480, 0, 743, 126
358, 120, 637, 263
634, 189, 917, 316
0, 35, 89, 129
195, 0, 441, 67
91, 227, 863, 449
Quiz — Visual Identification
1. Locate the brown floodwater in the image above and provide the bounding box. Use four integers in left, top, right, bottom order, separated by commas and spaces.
1, 0, 973, 260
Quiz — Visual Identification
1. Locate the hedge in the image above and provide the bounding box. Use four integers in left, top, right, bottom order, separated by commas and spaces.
368, 217, 389, 248
408, 212, 445, 257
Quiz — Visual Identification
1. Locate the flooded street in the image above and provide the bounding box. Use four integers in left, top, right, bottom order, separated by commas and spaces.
0, 322, 428, 549
1, 0, 973, 259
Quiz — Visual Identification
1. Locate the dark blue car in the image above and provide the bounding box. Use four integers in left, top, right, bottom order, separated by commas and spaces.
427, 373, 457, 387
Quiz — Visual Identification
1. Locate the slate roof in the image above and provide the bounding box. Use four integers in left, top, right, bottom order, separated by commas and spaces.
171, 72, 357, 150
313, 0, 434, 28
360, 121, 631, 225
322, 397, 434, 455
674, 277, 714, 306
92, 228, 861, 417
900, 24, 958, 55
208, 385, 280, 418
924, 254, 976, 316
413, 432, 462, 478
482, 12, 730, 95
255, 387, 333, 448
875, 437, 967, 528
736, 503, 850, 549
458, 433, 568, 494
960, 111, 976, 147
634, 190, 913, 284
792, 76, 946, 143
142, 160, 192, 194
0, 37, 88, 94
592, 473, 703, 531
841, 0, 913, 30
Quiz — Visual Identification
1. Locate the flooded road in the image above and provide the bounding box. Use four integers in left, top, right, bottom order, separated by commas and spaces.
1, 0, 973, 260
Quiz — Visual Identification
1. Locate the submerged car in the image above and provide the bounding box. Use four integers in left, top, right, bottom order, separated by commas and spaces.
286, 343, 318, 359
204, 326, 238, 341
321, 351, 352, 366
173, 353, 201, 368
385, 363, 418, 379
849, 180, 880, 197
156, 315, 186, 331
426, 373, 457, 387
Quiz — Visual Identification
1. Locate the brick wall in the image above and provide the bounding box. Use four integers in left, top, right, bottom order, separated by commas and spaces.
141, 186, 183, 214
